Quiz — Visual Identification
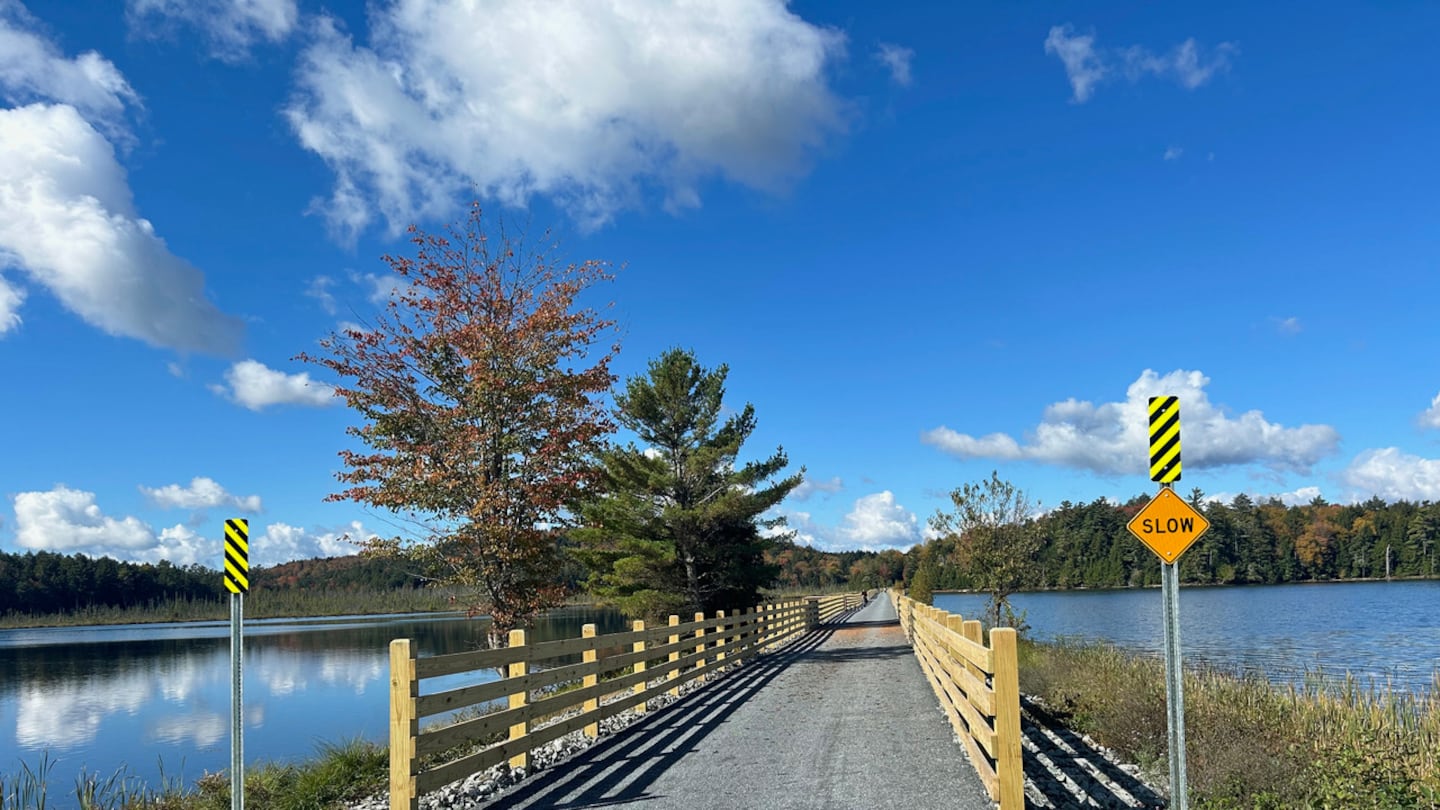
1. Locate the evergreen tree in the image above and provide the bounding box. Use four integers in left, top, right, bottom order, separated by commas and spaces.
575, 349, 802, 618
908, 557, 936, 606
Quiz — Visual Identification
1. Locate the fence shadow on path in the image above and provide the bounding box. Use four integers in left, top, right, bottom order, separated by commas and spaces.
1020, 696, 1168, 809
825, 618, 899, 630
785, 644, 910, 665
479, 622, 844, 809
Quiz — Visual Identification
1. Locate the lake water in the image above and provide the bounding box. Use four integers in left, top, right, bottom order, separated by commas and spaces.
5, 582, 1437, 802
0, 608, 628, 801
935, 579, 1440, 694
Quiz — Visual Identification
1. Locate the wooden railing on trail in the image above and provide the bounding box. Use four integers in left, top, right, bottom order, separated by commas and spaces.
815, 592, 862, 623
890, 589, 1023, 810
389, 595, 860, 810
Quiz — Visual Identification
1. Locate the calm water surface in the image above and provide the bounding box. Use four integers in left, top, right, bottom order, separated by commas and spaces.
0, 608, 627, 800
7, 583, 1437, 800
935, 580, 1440, 693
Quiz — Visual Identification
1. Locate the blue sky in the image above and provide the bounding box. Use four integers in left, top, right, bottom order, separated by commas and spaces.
2, 0, 1439, 566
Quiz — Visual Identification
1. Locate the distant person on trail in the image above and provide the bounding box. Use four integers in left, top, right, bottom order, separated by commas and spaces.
861, 590, 869, 606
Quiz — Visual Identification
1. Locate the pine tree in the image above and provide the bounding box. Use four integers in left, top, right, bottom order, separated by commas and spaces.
575, 349, 802, 618
908, 558, 936, 606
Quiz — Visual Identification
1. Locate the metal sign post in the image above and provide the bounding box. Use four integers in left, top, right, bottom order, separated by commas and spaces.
224, 518, 250, 810
231, 589, 244, 810
1123, 397, 1211, 810
1161, 551, 1187, 810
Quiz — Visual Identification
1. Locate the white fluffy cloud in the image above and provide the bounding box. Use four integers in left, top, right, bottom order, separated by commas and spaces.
127, 0, 299, 61
306, 275, 338, 314
0, 8, 242, 353
1343, 448, 1440, 503
923, 369, 1340, 476
789, 475, 843, 501
768, 490, 921, 552
285, 0, 848, 240
0, 2, 139, 133
140, 477, 262, 513
151, 523, 209, 566
838, 491, 920, 549
210, 359, 337, 410
12, 485, 213, 565
258, 520, 377, 566
875, 43, 914, 86
1045, 24, 1236, 103
1043, 26, 1106, 103
0, 103, 244, 354
0, 273, 22, 334
353, 271, 414, 305
14, 485, 154, 553
1204, 486, 1324, 507
1419, 392, 1440, 430
12, 485, 378, 565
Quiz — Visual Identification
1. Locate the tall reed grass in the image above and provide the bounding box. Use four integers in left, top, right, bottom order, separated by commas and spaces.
1019, 639, 1440, 808
0, 740, 386, 810
0, 588, 456, 629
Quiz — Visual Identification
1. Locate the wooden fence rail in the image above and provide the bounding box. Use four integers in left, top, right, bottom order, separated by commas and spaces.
389, 595, 861, 810
890, 589, 1023, 810
815, 592, 861, 624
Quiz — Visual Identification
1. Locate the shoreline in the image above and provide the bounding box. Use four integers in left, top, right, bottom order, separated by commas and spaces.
0, 597, 608, 631
933, 572, 1440, 596
14, 636, 1426, 809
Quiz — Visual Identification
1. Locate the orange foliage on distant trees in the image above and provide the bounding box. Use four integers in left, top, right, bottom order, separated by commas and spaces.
1295, 504, 1343, 572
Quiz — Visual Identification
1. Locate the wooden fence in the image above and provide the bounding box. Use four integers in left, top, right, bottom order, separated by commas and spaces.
814, 592, 862, 623
891, 589, 1024, 809
389, 595, 861, 810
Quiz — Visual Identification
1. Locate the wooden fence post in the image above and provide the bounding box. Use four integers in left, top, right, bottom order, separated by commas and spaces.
715, 610, 727, 667
806, 597, 819, 628
991, 627, 1023, 810
694, 612, 707, 683
742, 606, 758, 662
962, 620, 985, 683
668, 615, 680, 698
388, 639, 418, 810
945, 614, 964, 642
507, 629, 528, 769
633, 620, 647, 714
582, 624, 599, 738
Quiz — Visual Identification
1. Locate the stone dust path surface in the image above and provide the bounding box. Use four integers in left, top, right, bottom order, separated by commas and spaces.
476, 597, 995, 810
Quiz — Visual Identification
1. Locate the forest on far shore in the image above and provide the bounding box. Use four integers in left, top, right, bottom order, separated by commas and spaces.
1, 490, 1435, 622
911, 490, 1440, 592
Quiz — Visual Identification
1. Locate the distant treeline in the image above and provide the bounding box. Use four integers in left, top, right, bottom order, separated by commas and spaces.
1, 540, 891, 621
910, 492, 1440, 590
16, 490, 1427, 621
766, 541, 902, 591
0, 550, 427, 618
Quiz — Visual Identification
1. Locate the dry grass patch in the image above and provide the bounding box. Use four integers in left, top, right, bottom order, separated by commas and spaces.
1018, 639, 1440, 808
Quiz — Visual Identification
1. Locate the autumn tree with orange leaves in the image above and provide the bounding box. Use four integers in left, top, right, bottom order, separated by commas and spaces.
298, 204, 619, 645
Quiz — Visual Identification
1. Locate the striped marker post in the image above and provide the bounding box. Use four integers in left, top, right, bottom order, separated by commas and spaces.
1149, 396, 1181, 484
224, 518, 249, 810
1145, 399, 1188, 809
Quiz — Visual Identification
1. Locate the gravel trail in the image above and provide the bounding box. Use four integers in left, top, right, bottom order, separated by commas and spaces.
471, 597, 995, 810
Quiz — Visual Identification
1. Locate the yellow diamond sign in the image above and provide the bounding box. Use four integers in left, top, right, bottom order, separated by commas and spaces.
1127, 487, 1210, 564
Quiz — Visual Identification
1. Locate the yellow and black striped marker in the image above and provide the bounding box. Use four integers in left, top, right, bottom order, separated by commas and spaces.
224, 518, 249, 594
1149, 396, 1182, 483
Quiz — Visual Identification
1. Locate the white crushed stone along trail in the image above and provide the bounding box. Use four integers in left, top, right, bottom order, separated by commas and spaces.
355, 598, 1169, 810
463, 597, 995, 810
